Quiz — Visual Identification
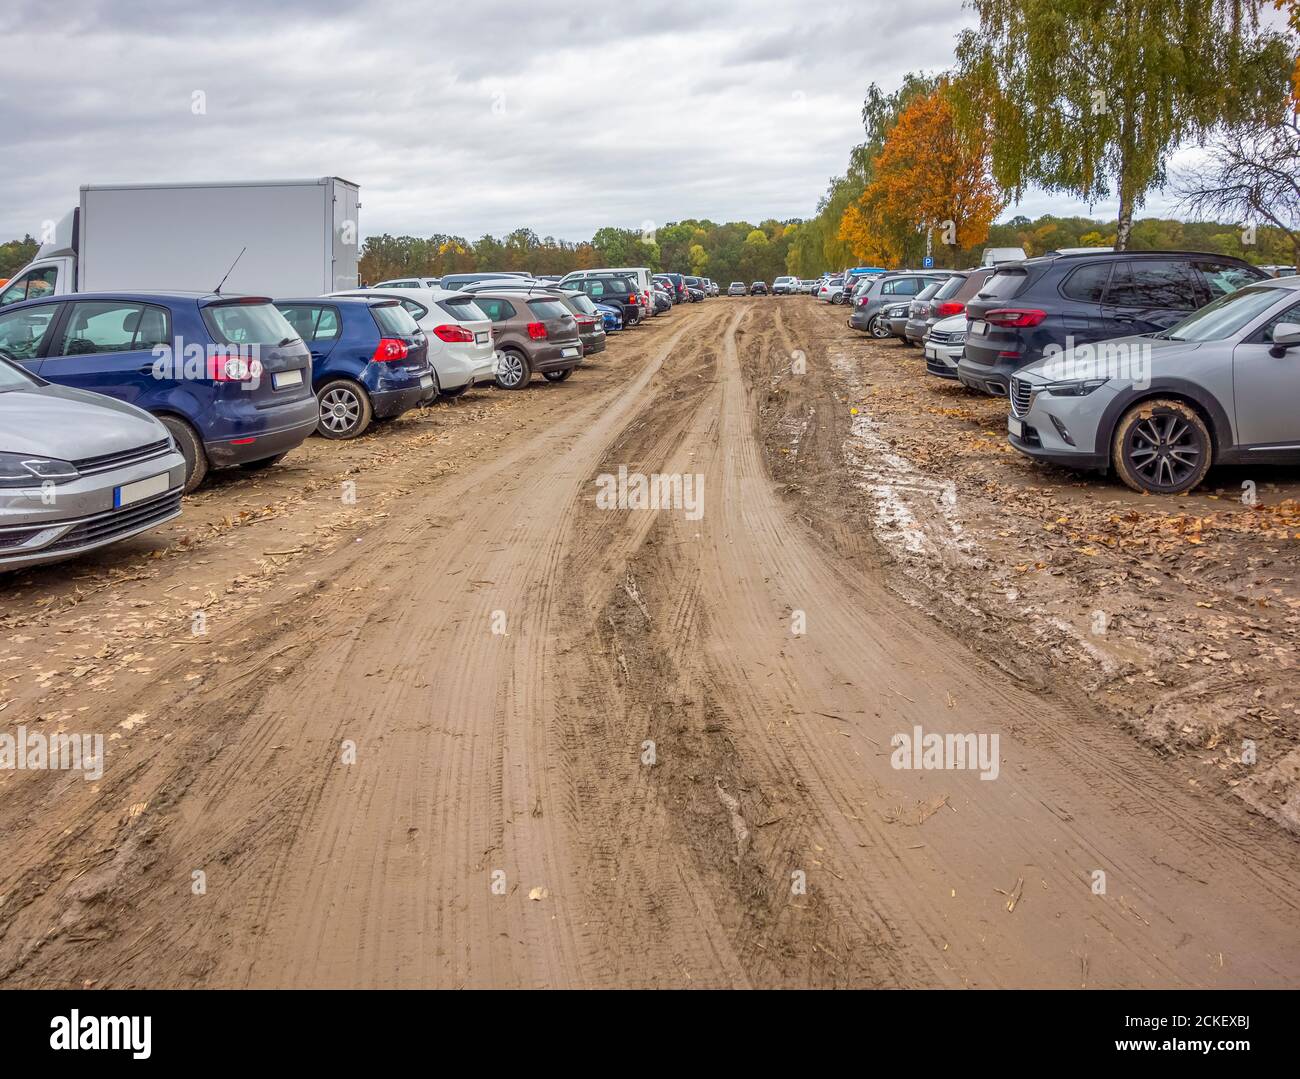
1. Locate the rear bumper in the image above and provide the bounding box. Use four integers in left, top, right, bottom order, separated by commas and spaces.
371, 381, 429, 419
205, 398, 317, 466
581, 331, 607, 356
904, 318, 929, 344
848, 307, 873, 330
956, 355, 1023, 396
532, 341, 583, 373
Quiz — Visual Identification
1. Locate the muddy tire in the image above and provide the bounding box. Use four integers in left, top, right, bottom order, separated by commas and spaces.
495, 349, 530, 390
160, 415, 208, 494
543, 368, 572, 383
1111, 398, 1212, 495
316, 379, 373, 440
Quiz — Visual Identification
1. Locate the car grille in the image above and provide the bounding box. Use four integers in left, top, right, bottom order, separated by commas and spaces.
928, 329, 966, 345
1009, 377, 1033, 416
72, 439, 172, 476
46, 489, 182, 553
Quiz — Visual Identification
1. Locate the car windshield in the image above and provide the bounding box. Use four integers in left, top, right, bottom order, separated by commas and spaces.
1159, 285, 1289, 342
203, 302, 300, 346
0, 355, 38, 391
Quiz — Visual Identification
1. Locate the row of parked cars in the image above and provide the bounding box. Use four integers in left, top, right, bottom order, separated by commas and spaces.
0, 264, 714, 572
830, 250, 1300, 495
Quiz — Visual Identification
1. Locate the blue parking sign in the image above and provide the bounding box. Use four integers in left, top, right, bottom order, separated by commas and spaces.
922, 256, 934, 269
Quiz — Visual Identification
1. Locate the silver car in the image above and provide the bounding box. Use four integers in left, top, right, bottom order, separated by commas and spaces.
923, 313, 967, 378
0, 354, 186, 571
1008, 277, 1300, 494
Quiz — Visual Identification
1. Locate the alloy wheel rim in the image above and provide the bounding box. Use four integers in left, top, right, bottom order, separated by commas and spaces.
498, 353, 524, 386
320, 388, 361, 433
1127, 414, 1201, 488
870, 316, 891, 338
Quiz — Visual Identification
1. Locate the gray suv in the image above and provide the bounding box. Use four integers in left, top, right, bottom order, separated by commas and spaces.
848, 273, 948, 336
1008, 277, 1300, 494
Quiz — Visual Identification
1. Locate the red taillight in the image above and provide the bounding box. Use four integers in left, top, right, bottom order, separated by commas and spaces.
209, 353, 262, 382
936, 301, 965, 317
372, 337, 409, 362
527, 321, 548, 340
985, 308, 1047, 328
576, 315, 597, 327
627, 293, 639, 305
432, 324, 474, 343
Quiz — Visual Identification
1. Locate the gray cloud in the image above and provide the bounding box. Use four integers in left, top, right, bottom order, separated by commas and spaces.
0, 0, 1201, 247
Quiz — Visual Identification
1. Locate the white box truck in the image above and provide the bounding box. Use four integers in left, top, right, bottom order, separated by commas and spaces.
0, 177, 360, 307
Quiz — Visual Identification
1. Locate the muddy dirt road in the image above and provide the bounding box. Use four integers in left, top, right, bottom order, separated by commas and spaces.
1, 298, 1297, 988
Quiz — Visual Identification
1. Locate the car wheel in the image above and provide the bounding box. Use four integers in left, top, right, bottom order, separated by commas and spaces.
239, 452, 288, 471
495, 349, 530, 389
1111, 399, 1212, 495
316, 379, 373, 440
831, 293, 844, 305
867, 315, 891, 339
159, 415, 208, 494
543, 368, 572, 383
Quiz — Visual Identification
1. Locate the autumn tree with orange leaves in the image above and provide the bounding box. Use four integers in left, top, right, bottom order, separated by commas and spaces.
839, 82, 1005, 268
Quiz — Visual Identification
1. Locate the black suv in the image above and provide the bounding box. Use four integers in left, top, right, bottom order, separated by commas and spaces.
564, 275, 645, 326
958, 251, 1269, 396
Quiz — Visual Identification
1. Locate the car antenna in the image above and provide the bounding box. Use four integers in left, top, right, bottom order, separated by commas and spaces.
213, 247, 248, 295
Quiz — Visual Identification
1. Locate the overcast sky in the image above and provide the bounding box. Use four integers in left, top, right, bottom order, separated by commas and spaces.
0, 0, 1240, 245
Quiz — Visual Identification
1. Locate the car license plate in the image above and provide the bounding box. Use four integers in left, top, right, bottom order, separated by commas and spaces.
115, 472, 170, 508
1007, 416, 1024, 439
475, 331, 489, 344
561, 346, 580, 358
272, 369, 303, 389
969, 320, 987, 335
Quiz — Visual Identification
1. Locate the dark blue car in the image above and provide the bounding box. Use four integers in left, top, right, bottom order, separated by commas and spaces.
0, 291, 317, 492
275, 297, 433, 439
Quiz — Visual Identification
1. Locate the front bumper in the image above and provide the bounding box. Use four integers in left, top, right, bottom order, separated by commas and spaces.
1005, 379, 1121, 470
923, 341, 964, 379
0, 449, 186, 571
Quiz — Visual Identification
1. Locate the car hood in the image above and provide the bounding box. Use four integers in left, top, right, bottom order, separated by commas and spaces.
1015, 334, 1205, 384
0, 383, 166, 459
931, 314, 967, 332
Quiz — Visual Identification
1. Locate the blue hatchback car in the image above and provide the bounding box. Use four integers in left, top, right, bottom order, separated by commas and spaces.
275, 297, 433, 439
594, 302, 623, 332
0, 291, 317, 492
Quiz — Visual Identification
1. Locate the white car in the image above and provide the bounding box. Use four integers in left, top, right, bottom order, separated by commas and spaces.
331, 287, 496, 396
560, 267, 654, 320
373, 277, 441, 289
817, 278, 846, 304
773, 275, 798, 295
922, 313, 966, 380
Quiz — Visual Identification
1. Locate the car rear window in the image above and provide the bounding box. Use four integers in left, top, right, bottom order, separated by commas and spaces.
978, 269, 1028, 302
932, 275, 968, 300
528, 299, 570, 320
370, 302, 421, 336
203, 301, 299, 346
914, 282, 944, 301
568, 294, 599, 316
438, 297, 489, 322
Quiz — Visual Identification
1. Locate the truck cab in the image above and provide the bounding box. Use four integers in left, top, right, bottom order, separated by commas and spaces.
0, 210, 76, 307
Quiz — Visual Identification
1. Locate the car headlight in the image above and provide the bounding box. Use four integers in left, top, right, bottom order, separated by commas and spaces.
1043, 378, 1109, 397
0, 452, 80, 487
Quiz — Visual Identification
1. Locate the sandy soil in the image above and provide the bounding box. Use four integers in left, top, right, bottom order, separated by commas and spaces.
0, 298, 1297, 988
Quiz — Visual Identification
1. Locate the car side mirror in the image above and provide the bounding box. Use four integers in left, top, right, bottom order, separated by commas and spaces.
1269, 321, 1300, 356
